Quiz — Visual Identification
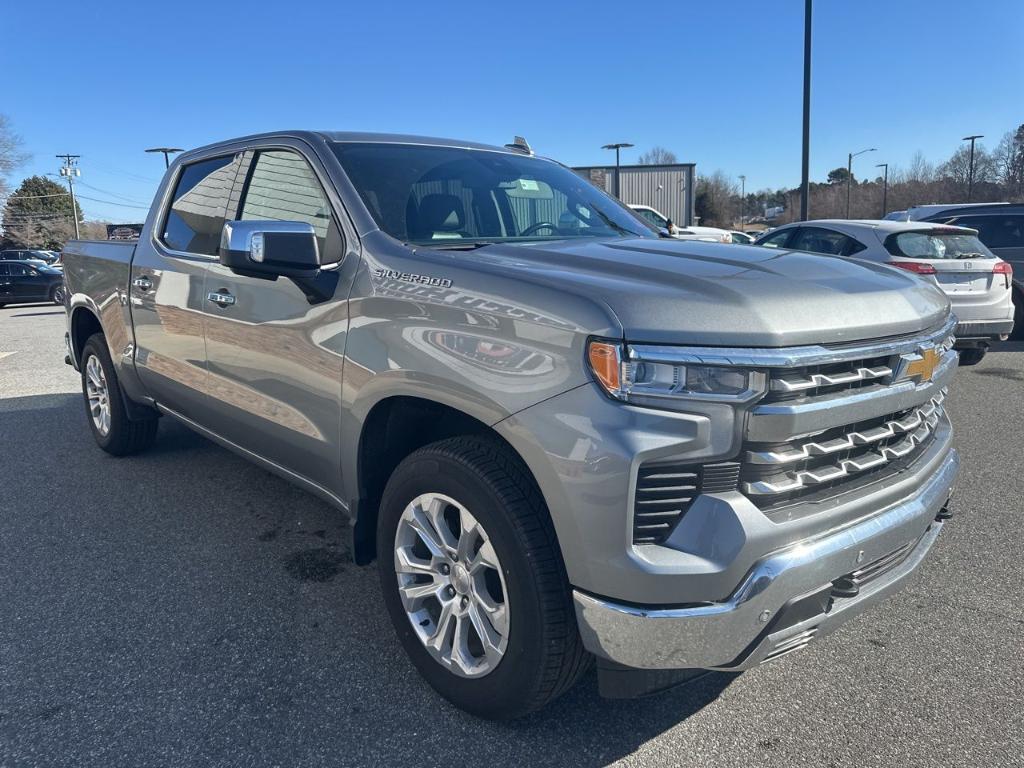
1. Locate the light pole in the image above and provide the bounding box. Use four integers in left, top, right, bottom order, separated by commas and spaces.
145, 147, 183, 169
962, 134, 983, 202
601, 142, 633, 199
799, 0, 812, 221
846, 147, 876, 218
875, 163, 888, 218
738, 175, 746, 230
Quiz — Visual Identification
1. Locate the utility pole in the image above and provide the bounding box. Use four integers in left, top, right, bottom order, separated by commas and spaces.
799, 0, 812, 221
846, 147, 876, 218
56, 153, 81, 239
738, 175, 746, 230
962, 134, 983, 202
145, 147, 183, 169
601, 142, 633, 199
875, 163, 888, 218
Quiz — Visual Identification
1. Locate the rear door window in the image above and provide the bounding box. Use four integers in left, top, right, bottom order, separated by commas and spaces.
162, 155, 239, 256
790, 227, 853, 255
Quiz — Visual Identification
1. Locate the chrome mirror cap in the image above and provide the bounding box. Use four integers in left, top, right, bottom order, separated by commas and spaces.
220, 220, 318, 264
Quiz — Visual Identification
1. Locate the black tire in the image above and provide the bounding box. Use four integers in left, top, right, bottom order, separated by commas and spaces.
50, 285, 65, 305
958, 347, 987, 366
80, 333, 158, 456
377, 435, 589, 720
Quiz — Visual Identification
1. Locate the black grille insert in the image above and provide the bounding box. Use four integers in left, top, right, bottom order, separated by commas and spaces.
633, 461, 740, 544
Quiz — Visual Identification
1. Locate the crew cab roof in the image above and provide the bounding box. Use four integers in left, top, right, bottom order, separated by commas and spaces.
185, 130, 518, 158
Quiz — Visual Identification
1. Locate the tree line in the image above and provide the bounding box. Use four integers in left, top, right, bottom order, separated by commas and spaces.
687, 125, 1024, 228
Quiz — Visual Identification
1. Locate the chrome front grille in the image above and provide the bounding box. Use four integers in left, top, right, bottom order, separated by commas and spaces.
770, 358, 893, 395
742, 390, 946, 498
739, 319, 957, 507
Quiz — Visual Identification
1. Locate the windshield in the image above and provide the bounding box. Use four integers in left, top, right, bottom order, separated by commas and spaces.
330, 142, 654, 246
888, 231, 994, 260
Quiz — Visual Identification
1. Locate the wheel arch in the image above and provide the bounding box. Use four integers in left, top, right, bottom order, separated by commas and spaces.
350, 395, 544, 565
69, 304, 104, 366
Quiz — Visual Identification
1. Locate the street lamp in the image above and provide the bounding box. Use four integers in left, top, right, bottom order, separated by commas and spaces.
145, 147, 183, 169
601, 142, 633, 199
738, 175, 746, 230
875, 163, 889, 218
799, 0, 812, 221
962, 134, 984, 202
846, 147, 876, 218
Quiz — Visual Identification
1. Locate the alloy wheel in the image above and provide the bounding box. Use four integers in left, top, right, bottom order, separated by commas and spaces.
85, 354, 111, 436
393, 492, 510, 678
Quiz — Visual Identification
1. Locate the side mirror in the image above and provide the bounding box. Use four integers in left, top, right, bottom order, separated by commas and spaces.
219, 220, 319, 278
218, 220, 339, 305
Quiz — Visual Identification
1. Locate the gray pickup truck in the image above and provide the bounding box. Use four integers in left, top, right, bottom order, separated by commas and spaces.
62, 131, 960, 719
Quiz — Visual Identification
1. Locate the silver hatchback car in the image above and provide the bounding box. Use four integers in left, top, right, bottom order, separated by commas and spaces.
757, 219, 1014, 364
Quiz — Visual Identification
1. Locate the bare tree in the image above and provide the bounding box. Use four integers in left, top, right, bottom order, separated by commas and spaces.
0, 114, 29, 199
637, 146, 679, 165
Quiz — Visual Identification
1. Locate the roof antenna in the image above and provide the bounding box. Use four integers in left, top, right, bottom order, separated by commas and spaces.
505, 136, 534, 155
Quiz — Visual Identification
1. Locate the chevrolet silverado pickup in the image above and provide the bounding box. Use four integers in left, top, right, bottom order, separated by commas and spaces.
62, 131, 960, 719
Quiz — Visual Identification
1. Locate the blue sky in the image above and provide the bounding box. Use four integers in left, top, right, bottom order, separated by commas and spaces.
5, 0, 1022, 222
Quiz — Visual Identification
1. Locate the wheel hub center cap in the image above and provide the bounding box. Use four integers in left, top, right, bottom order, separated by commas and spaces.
451, 563, 471, 594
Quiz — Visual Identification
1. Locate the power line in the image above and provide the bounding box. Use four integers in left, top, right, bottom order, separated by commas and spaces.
75, 194, 149, 209
76, 181, 149, 205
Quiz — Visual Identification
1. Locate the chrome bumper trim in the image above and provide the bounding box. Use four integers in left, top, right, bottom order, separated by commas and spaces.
573, 447, 959, 670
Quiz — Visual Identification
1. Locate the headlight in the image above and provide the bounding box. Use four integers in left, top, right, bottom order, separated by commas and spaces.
587, 340, 766, 405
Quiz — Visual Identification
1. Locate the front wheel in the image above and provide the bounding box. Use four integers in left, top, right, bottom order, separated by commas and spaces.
377, 436, 589, 719
80, 333, 158, 455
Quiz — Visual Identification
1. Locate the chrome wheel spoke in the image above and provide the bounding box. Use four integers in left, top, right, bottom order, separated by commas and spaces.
425, 599, 457, 654
395, 546, 436, 576
467, 600, 503, 663
408, 504, 449, 560
469, 538, 500, 574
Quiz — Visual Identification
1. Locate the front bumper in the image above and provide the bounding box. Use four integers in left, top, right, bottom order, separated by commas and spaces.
573, 446, 958, 670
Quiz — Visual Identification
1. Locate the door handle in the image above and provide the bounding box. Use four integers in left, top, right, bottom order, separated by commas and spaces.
207, 290, 236, 307
132, 276, 153, 291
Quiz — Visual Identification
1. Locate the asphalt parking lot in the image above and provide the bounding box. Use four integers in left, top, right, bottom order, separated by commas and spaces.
1, 305, 1022, 768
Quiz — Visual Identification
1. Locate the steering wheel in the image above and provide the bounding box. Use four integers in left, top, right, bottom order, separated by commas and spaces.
519, 222, 559, 237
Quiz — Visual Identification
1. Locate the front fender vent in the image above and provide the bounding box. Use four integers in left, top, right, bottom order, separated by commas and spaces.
633, 461, 740, 545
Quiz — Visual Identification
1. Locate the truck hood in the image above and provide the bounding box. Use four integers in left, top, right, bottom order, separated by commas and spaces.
457, 238, 951, 346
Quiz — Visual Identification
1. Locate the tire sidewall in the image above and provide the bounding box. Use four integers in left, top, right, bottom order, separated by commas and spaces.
377, 448, 552, 718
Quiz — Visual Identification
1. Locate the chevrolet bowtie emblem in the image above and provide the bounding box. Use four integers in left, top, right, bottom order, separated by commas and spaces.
899, 347, 940, 383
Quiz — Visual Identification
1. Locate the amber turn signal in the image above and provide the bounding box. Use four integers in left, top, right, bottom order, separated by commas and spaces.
588, 341, 623, 397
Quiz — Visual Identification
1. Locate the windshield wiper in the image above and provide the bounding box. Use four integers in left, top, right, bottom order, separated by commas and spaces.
956, 252, 986, 260
406, 241, 494, 251
590, 207, 639, 238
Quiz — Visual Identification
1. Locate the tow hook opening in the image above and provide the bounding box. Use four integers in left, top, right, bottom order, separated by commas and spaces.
936, 495, 953, 521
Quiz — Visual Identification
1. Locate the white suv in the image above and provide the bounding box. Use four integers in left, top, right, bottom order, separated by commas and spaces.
756, 219, 1014, 364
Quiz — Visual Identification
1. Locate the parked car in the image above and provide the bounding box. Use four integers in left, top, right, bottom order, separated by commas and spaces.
892, 204, 1024, 335
0, 249, 62, 266
626, 205, 732, 242
0, 260, 66, 306
62, 131, 959, 719
755, 219, 1012, 364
